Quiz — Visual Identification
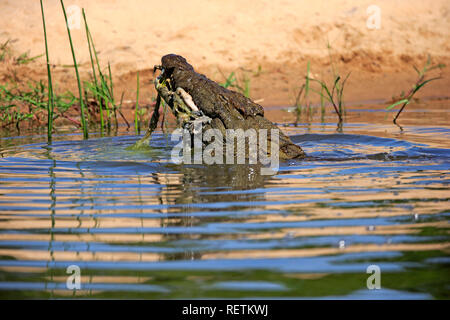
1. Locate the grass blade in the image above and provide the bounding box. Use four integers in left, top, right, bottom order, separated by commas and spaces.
135, 71, 140, 134
82, 9, 103, 133
60, 0, 88, 139
305, 61, 310, 114
412, 77, 441, 95
40, 0, 54, 142
386, 99, 409, 111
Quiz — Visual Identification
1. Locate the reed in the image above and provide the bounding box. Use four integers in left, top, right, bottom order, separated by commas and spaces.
305, 61, 311, 116
1, 6, 124, 133
327, 42, 347, 117
91, 46, 114, 129
135, 71, 140, 134
82, 9, 103, 134
108, 62, 118, 128
320, 83, 325, 122
82, 9, 117, 131
82, 8, 121, 132
40, 0, 55, 142
60, 0, 88, 139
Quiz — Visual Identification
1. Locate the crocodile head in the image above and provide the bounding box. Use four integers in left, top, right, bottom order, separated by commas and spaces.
152, 54, 306, 160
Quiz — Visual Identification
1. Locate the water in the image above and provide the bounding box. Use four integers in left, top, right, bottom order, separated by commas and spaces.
0, 117, 449, 299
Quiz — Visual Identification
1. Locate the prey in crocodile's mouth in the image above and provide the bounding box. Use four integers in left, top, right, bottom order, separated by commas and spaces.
155, 67, 208, 127
128, 67, 208, 150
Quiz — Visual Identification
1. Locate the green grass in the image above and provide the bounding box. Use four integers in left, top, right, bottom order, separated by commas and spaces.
293, 49, 350, 125
82, 8, 120, 133
0, 3, 128, 136
82, 8, 102, 133
313, 43, 349, 123
108, 62, 118, 128
219, 69, 251, 98
0, 85, 35, 131
0, 81, 77, 132
386, 55, 445, 123
0, 40, 43, 66
14, 52, 44, 65
310, 72, 350, 123
2, 12, 446, 137
0, 40, 11, 62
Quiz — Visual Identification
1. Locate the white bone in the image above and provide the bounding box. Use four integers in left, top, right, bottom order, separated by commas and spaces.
176, 87, 199, 112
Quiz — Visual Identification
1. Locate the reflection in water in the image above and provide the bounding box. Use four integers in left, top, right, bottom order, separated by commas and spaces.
159, 164, 270, 262
0, 122, 448, 299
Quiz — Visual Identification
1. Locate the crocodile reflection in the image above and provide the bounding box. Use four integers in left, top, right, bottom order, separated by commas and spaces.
152, 163, 271, 261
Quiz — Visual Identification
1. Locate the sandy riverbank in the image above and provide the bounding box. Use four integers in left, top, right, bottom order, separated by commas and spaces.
0, 0, 449, 110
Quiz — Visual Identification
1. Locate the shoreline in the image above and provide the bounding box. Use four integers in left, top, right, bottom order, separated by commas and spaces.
0, 0, 449, 130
